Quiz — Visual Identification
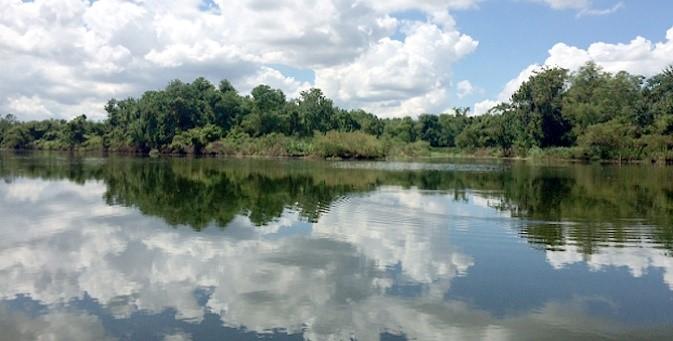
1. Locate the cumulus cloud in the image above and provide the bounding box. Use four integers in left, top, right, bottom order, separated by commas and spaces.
473, 25, 673, 114
545, 27, 673, 76
0, 0, 479, 120
316, 21, 478, 117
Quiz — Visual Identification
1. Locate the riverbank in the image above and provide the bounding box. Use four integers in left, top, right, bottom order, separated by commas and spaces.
4, 135, 672, 165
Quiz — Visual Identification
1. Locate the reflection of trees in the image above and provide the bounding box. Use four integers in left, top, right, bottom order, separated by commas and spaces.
103, 161, 368, 228
2, 153, 673, 254
497, 164, 673, 255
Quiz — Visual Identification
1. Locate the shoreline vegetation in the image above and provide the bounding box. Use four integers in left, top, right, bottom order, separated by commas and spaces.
1, 62, 672, 163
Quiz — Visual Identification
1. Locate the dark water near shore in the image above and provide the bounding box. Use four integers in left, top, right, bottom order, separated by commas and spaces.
1, 153, 673, 340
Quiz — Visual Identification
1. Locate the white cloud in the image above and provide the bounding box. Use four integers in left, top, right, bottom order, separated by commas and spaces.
532, 0, 624, 16
473, 99, 500, 116
364, 0, 479, 13
316, 21, 478, 117
6, 95, 52, 121
578, 2, 623, 17
240, 66, 311, 98
540, 0, 591, 10
473, 26, 673, 115
456, 80, 476, 98
0, 0, 479, 120
546, 27, 673, 76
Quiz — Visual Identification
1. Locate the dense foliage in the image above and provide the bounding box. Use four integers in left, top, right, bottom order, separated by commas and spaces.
1, 62, 672, 161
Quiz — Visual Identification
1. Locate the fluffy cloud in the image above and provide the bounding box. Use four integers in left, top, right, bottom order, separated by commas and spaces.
545, 27, 673, 76
473, 25, 673, 115
0, 0, 478, 120
316, 21, 478, 116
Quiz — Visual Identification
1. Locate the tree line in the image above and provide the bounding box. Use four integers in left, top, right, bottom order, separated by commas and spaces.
1, 62, 672, 160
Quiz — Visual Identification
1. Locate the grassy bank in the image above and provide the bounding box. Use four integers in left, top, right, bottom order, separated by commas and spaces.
6, 130, 671, 164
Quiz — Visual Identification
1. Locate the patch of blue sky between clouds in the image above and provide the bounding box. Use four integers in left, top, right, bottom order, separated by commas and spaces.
199, 0, 220, 13
268, 64, 315, 85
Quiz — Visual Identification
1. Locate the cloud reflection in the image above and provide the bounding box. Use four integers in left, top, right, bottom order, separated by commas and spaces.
1, 178, 672, 340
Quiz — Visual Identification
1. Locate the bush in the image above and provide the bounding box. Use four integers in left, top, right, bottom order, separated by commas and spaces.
205, 132, 312, 157
385, 139, 431, 159
81, 135, 104, 151
312, 131, 384, 159
32, 139, 67, 151
169, 133, 195, 154
170, 125, 223, 154
635, 134, 673, 162
577, 121, 633, 160
656, 115, 673, 135
531, 147, 585, 160
526, 146, 544, 158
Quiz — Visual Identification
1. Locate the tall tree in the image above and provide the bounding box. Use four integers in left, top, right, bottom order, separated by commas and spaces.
297, 88, 336, 135
511, 67, 572, 149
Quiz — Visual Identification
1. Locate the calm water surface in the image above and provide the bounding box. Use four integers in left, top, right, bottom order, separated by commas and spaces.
1, 153, 673, 340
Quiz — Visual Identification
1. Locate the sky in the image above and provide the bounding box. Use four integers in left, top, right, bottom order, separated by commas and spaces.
1, 0, 673, 121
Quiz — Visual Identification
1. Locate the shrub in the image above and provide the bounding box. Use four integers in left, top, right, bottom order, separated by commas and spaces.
205, 132, 312, 157
636, 134, 673, 162
81, 135, 104, 151
312, 131, 384, 159
577, 121, 633, 160
170, 124, 223, 154
385, 139, 431, 159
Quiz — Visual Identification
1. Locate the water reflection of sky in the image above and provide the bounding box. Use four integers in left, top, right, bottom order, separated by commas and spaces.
1, 178, 673, 340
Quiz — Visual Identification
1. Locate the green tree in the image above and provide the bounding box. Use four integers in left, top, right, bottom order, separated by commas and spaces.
511, 67, 572, 149
1, 124, 33, 149
297, 88, 337, 135
383, 117, 417, 143
63, 115, 89, 147
564, 62, 644, 134
492, 105, 517, 156
437, 110, 470, 147
251, 85, 286, 113
350, 109, 384, 136
645, 66, 673, 134
417, 114, 442, 147
0, 114, 17, 146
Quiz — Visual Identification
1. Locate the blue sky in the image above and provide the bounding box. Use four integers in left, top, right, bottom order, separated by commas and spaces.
448, 0, 673, 108
2, 0, 673, 119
